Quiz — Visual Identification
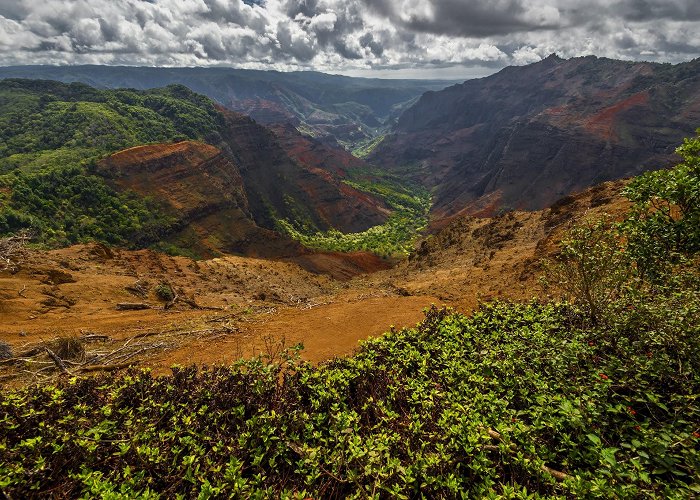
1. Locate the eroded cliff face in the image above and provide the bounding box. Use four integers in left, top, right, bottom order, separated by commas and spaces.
214, 108, 390, 233
372, 55, 700, 219
97, 141, 302, 258
94, 114, 396, 258
268, 123, 392, 229
98, 141, 249, 220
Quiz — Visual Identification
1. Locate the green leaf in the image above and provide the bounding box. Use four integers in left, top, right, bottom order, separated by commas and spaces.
587, 434, 601, 446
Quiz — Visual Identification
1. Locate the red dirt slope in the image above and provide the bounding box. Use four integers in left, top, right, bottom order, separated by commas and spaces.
97, 141, 302, 258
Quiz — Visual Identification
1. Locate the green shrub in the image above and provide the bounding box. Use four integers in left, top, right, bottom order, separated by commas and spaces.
546, 131, 700, 328
1, 302, 698, 497
621, 130, 700, 279
543, 216, 632, 324
154, 282, 175, 302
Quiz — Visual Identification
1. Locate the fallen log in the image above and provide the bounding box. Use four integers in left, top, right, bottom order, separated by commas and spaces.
181, 297, 223, 311
133, 331, 161, 339
541, 464, 570, 481
116, 302, 151, 311
80, 334, 111, 342
0, 372, 20, 382
45, 347, 70, 374
164, 289, 221, 311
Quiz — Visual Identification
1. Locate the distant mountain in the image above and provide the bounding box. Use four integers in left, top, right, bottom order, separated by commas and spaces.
0, 66, 455, 148
0, 79, 390, 256
371, 55, 700, 219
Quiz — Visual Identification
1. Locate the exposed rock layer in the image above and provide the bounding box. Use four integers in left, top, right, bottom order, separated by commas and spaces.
372, 55, 700, 218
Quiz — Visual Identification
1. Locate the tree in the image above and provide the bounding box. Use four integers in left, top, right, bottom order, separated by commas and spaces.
544, 131, 700, 326
543, 216, 631, 324
621, 130, 700, 278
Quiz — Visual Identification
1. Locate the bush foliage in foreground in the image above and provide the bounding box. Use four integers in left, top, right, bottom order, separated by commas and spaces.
2, 300, 699, 498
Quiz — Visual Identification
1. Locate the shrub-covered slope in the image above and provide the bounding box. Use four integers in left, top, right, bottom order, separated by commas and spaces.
215, 108, 391, 236
94, 141, 302, 258
1, 300, 698, 498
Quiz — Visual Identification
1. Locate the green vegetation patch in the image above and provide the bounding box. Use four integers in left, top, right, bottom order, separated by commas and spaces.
0, 165, 176, 247
0, 79, 224, 247
0, 80, 221, 173
351, 133, 386, 159
276, 172, 430, 258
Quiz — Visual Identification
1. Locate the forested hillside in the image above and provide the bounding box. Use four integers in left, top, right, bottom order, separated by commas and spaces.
0, 80, 221, 248
0, 79, 417, 256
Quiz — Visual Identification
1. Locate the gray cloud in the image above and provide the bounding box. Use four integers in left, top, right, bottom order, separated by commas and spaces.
360, 0, 562, 37
0, 0, 697, 78
616, 0, 700, 22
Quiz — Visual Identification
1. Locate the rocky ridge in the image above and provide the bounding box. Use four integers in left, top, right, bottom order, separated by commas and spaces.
371, 55, 700, 219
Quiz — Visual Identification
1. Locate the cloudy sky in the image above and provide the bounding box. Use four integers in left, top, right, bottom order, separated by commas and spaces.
0, 0, 698, 78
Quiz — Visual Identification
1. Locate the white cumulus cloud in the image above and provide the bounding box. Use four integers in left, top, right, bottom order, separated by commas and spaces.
0, 0, 696, 77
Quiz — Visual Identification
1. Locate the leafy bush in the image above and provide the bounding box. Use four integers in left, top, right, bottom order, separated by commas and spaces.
545, 131, 700, 327
543, 216, 632, 324
1, 302, 698, 497
154, 282, 175, 302
621, 131, 700, 279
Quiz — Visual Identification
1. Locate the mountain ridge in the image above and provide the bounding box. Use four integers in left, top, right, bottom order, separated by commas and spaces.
0, 65, 457, 148
373, 55, 700, 219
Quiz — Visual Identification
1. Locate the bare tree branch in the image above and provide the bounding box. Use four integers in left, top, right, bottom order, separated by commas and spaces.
0, 230, 32, 272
